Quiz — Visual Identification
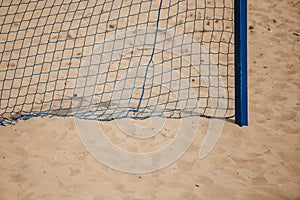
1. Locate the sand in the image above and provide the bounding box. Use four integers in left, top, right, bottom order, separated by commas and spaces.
0, 0, 300, 199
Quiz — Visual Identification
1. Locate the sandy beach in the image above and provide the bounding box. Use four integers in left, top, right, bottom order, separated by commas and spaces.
0, 0, 300, 199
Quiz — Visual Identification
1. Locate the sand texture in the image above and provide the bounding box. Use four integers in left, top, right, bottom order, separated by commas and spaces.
0, 0, 300, 199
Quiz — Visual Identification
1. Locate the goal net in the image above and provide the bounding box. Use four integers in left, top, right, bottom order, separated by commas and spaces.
0, 0, 242, 125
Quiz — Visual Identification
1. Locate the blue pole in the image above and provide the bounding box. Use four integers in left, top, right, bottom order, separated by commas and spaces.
234, 0, 248, 126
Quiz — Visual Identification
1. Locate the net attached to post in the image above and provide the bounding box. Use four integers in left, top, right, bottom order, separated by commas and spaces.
0, 0, 235, 125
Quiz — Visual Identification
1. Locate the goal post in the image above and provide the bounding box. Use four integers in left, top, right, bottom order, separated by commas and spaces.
0, 0, 248, 126
234, 0, 248, 126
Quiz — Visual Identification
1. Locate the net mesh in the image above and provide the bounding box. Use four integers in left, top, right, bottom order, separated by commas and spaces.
0, 0, 235, 125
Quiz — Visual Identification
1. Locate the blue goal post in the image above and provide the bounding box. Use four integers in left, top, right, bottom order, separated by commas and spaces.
0, 0, 248, 126
234, 0, 248, 126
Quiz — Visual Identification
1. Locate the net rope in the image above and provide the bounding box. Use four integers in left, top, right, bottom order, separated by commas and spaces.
0, 0, 235, 125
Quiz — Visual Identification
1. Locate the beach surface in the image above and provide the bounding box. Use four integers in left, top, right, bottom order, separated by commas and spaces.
0, 0, 300, 199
